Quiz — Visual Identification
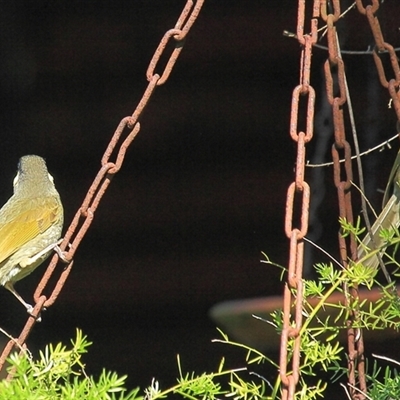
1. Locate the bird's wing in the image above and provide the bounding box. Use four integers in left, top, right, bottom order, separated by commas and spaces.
357, 193, 400, 268
358, 165, 400, 269
383, 151, 400, 207
0, 197, 61, 264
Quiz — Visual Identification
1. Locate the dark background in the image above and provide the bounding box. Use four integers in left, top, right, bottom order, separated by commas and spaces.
0, 0, 399, 396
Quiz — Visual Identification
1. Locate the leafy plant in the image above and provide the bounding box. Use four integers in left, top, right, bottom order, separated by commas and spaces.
0, 329, 142, 400
2, 218, 400, 399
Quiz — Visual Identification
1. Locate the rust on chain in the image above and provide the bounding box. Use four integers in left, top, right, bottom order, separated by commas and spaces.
323, 3, 347, 110
334, 190, 358, 397
332, 99, 347, 149
299, 37, 309, 87
320, 0, 340, 22
296, 0, 306, 45
355, 1, 400, 395
129, 77, 160, 128
332, 142, 353, 191
365, 6, 385, 50
346, 317, 357, 391
297, 0, 319, 46
280, 230, 304, 397
40, 262, 74, 307
289, 85, 316, 143
0, 0, 205, 376
146, 29, 185, 85
342, 140, 353, 190
0, 295, 46, 371
285, 182, 310, 241
355, 0, 380, 15
357, 0, 400, 98
357, 0, 400, 117
109, 120, 142, 174
335, 183, 356, 262
373, 43, 400, 88
280, 232, 303, 387
326, 15, 338, 64
312, 0, 321, 19
324, 2, 368, 397
300, 35, 317, 87
345, 269, 366, 399
292, 278, 304, 380
324, 58, 347, 106
287, 230, 299, 289
389, 80, 400, 120
295, 133, 306, 190
280, 282, 292, 387
147, 0, 205, 85
281, 2, 319, 397
287, 229, 301, 290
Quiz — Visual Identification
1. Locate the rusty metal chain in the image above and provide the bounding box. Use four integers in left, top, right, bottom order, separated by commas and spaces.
321, 1, 366, 398
354, 1, 400, 121
0, 0, 205, 374
281, 1, 319, 398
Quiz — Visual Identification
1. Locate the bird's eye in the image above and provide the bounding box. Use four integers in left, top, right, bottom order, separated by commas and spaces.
13, 172, 19, 187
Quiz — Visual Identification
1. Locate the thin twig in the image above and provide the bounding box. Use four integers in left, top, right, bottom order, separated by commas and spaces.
317, 2, 357, 40
351, 180, 378, 220
306, 134, 397, 167
0, 327, 31, 357
342, 382, 372, 400
340, 382, 352, 400
372, 353, 400, 366
303, 237, 343, 269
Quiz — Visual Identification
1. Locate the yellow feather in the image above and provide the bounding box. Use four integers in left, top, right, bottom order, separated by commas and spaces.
0, 197, 61, 264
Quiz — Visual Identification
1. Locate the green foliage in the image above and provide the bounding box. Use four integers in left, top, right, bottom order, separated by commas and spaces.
368, 361, 400, 400
260, 219, 400, 399
3, 218, 400, 399
143, 345, 272, 400
142, 235, 400, 400
0, 329, 142, 400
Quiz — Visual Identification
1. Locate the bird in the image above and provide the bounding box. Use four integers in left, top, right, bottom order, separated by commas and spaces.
357, 150, 400, 269
0, 155, 64, 314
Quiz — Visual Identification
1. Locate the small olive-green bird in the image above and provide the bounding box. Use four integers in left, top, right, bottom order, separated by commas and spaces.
357, 151, 400, 269
0, 155, 63, 313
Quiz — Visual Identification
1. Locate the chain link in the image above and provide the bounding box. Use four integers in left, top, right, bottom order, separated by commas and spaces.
0, 0, 205, 375
320, 0, 340, 22
356, 0, 400, 121
355, 0, 379, 15
281, 1, 319, 397
350, 0, 400, 394
322, 1, 366, 398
